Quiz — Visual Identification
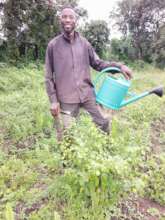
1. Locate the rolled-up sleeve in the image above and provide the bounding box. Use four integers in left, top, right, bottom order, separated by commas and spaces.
45, 43, 58, 104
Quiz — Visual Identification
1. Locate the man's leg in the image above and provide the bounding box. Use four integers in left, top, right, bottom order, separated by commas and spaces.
54, 103, 79, 141
97, 103, 116, 132
82, 99, 112, 133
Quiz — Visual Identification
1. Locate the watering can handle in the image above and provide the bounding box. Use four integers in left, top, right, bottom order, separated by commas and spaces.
93, 66, 122, 88
101, 67, 121, 74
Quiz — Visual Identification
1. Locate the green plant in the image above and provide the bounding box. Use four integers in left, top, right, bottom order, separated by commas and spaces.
0, 64, 165, 219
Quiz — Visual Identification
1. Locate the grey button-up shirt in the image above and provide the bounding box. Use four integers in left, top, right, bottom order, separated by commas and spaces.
45, 32, 122, 104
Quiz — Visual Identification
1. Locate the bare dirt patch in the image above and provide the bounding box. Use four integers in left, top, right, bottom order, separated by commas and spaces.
118, 196, 165, 220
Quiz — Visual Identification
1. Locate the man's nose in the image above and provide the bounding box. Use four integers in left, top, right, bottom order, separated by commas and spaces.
65, 16, 71, 22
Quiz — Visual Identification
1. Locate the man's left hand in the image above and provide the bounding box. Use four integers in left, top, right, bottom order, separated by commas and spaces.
121, 65, 133, 80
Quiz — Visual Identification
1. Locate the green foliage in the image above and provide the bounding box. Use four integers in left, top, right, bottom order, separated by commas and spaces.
5, 203, 15, 220
144, 154, 165, 205
83, 20, 110, 57
110, 0, 165, 64
152, 24, 165, 68
2, 0, 84, 62
3, 0, 59, 62
0, 64, 52, 141
0, 64, 165, 219
110, 37, 137, 62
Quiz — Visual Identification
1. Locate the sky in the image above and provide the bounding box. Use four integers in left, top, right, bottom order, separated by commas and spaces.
79, 0, 121, 37
79, 0, 119, 21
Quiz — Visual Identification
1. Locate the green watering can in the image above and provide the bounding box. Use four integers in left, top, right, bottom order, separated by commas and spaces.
94, 67, 163, 110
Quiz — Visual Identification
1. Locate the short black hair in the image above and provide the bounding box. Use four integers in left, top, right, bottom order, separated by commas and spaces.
60, 5, 78, 19
61, 5, 75, 12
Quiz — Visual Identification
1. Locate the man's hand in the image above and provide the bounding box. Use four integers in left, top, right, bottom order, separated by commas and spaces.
121, 65, 133, 80
50, 102, 60, 117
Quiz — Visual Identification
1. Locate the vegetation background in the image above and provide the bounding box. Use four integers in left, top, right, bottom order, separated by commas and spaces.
0, 0, 165, 219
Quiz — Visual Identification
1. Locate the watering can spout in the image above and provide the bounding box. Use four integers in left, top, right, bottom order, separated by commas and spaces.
120, 86, 164, 108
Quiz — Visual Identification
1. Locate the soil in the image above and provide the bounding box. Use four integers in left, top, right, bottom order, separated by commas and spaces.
115, 116, 165, 220
137, 197, 165, 220
150, 117, 165, 154
119, 196, 165, 220
135, 116, 165, 220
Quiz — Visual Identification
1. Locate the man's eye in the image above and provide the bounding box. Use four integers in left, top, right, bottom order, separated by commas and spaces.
62, 15, 75, 20
69, 16, 74, 19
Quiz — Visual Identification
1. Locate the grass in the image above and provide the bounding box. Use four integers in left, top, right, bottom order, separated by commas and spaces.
0, 63, 165, 219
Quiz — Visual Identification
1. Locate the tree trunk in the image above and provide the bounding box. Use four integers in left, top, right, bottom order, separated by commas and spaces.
33, 44, 39, 60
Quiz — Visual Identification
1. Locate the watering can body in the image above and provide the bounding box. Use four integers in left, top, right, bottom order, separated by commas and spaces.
94, 67, 163, 110
96, 73, 131, 109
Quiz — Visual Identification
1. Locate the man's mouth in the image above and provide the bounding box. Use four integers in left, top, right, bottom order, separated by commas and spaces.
65, 24, 71, 29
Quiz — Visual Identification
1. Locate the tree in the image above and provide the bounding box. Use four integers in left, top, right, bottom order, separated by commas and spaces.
110, 0, 165, 61
152, 24, 165, 68
3, 0, 23, 61
83, 20, 110, 57
2, 0, 86, 61
110, 37, 137, 62
2, 0, 57, 61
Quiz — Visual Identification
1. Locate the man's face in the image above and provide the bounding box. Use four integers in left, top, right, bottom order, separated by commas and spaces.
60, 8, 77, 34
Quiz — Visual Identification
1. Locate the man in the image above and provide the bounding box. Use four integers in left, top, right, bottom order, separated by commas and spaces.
45, 6, 132, 141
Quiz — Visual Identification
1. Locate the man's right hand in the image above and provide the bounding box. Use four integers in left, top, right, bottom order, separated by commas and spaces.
50, 102, 60, 117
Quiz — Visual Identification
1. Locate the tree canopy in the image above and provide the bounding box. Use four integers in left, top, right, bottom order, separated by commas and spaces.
110, 0, 165, 66
1, 0, 87, 61
0, 0, 165, 68
83, 20, 110, 57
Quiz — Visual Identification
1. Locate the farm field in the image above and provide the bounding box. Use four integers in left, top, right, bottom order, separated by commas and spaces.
0, 63, 165, 220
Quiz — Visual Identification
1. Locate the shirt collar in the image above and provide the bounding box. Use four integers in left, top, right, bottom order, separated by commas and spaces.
62, 31, 79, 43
